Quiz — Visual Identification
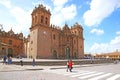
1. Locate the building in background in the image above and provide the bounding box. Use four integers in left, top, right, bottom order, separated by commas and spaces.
95, 50, 120, 60
0, 28, 24, 57
25, 4, 84, 59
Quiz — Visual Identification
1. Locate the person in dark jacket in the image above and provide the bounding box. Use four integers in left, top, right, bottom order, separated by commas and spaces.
20, 57, 23, 66
3, 55, 7, 64
32, 58, 35, 66
66, 60, 69, 72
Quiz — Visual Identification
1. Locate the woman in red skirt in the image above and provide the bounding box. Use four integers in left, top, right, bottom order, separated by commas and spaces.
69, 60, 73, 72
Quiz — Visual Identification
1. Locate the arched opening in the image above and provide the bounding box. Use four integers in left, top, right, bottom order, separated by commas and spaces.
41, 16, 44, 23
45, 17, 48, 24
8, 48, 13, 57
53, 50, 57, 59
66, 47, 70, 59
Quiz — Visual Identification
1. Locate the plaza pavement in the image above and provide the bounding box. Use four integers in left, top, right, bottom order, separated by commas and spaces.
0, 62, 90, 72
0, 58, 119, 80
0, 58, 111, 72
0, 62, 120, 80
0, 58, 103, 71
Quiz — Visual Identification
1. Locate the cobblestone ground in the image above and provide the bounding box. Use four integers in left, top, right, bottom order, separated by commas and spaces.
0, 62, 78, 80
0, 60, 120, 80
0, 70, 78, 80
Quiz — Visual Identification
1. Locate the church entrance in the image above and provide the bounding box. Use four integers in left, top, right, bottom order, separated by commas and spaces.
8, 48, 13, 57
53, 50, 57, 59
66, 47, 70, 59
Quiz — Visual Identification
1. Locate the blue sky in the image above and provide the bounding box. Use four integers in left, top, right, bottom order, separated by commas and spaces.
0, 0, 120, 54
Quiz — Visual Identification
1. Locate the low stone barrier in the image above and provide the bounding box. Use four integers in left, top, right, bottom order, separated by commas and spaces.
11, 59, 114, 66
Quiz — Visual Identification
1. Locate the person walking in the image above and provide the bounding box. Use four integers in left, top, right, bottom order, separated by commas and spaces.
69, 60, 73, 72
8, 56, 12, 64
66, 60, 69, 72
32, 58, 35, 66
20, 57, 23, 66
3, 55, 7, 64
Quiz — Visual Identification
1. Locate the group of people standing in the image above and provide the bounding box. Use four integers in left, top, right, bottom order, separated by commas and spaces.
67, 60, 73, 72
3, 55, 12, 64
3, 55, 36, 66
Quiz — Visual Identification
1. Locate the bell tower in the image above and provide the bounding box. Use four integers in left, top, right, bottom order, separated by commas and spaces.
30, 4, 51, 30
29, 4, 52, 59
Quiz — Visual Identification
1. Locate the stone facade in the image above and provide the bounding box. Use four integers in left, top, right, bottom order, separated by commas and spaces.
0, 29, 24, 57
27, 4, 84, 59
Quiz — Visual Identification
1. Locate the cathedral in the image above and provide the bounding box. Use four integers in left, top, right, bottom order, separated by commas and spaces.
0, 4, 84, 59
25, 4, 84, 59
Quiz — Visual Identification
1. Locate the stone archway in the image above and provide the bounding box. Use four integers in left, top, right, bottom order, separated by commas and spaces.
8, 48, 13, 57
53, 50, 57, 59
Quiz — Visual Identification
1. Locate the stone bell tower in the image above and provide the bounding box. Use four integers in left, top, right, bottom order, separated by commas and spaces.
31, 4, 51, 28
29, 4, 51, 58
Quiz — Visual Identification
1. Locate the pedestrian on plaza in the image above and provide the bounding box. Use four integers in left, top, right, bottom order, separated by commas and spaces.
3, 55, 7, 64
8, 56, 12, 64
9, 56, 12, 64
20, 57, 23, 66
32, 58, 35, 66
66, 60, 69, 72
69, 60, 73, 72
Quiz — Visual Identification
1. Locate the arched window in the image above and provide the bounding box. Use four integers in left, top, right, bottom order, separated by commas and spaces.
45, 17, 48, 24
41, 16, 44, 23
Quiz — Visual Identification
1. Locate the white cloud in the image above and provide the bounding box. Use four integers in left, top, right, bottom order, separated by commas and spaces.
0, 0, 12, 9
0, 0, 31, 36
51, 0, 77, 27
32, 1, 52, 11
90, 28, 104, 35
10, 7, 31, 24
89, 43, 109, 54
50, 4, 77, 27
51, 13, 63, 27
83, 0, 120, 26
52, 0, 68, 6
10, 7, 31, 36
51, 4, 77, 27
116, 31, 120, 35
61, 4, 77, 20
110, 36, 120, 44
89, 36, 120, 54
